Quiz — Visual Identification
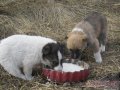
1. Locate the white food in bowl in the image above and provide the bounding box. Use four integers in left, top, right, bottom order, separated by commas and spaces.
62, 63, 84, 72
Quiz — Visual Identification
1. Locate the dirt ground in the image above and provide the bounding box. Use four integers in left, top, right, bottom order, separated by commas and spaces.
0, 0, 120, 90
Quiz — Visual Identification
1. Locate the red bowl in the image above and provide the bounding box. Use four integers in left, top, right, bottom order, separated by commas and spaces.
42, 60, 90, 83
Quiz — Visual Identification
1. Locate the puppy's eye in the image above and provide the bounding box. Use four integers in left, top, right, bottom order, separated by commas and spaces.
45, 65, 51, 69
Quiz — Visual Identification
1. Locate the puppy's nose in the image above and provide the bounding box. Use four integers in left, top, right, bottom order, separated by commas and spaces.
71, 53, 81, 59
73, 54, 78, 59
71, 53, 77, 59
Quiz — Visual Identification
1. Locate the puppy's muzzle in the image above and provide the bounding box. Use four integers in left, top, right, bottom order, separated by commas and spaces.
70, 49, 82, 59
54, 59, 63, 71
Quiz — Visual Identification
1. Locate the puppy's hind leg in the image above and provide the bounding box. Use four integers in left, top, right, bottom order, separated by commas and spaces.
99, 21, 107, 52
1, 62, 26, 80
99, 33, 106, 52
23, 63, 33, 80
92, 39, 102, 63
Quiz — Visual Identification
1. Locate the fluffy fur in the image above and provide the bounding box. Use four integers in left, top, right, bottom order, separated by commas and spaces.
0, 35, 63, 80
67, 12, 107, 63
67, 31, 87, 50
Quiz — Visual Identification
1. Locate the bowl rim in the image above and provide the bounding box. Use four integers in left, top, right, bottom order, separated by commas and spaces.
42, 60, 90, 73
42, 60, 90, 83
42, 67, 89, 73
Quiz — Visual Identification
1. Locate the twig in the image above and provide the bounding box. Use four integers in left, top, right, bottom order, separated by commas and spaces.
111, 30, 120, 32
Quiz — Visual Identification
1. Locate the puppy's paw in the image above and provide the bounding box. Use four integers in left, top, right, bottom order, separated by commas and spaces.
21, 75, 27, 80
54, 65, 63, 71
96, 58, 102, 63
25, 76, 34, 80
94, 51, 102, 63
100, 44, 105, 52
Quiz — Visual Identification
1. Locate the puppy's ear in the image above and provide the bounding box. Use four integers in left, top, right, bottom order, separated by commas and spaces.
82, 35, 87, 42
65, 36, 68, 39
83, 38, 87, 42
57, 42, 65, 54
65, 32, 72, 39
57, 42, 64, 47
57, 42, 65, 48
42, 44, 51, 55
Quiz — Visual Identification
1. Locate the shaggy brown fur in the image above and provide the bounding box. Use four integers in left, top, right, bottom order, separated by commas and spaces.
67, 31, 87, 50
67, 12, 107, 62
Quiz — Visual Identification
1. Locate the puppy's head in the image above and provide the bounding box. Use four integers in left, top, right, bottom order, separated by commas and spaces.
42, 42, 63, 70
66, 31, 87, 59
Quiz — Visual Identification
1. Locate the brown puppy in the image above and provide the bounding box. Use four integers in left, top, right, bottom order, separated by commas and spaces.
67, 12, 107, 63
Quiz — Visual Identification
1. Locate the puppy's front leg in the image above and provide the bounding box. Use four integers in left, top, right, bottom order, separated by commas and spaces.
100, 44, 105, 52
94, 50, 102, 63
23, 64, 33, 80
93, 39, 102, 63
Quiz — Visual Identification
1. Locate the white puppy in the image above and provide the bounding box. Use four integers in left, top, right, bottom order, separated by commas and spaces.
0, 35, 63, 80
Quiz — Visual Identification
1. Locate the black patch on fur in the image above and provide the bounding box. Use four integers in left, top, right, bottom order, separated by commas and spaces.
42, 43, 63, 68
70, 49, 82, 59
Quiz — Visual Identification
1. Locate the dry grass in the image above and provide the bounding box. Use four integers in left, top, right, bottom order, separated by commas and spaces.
0, 0, 120, 89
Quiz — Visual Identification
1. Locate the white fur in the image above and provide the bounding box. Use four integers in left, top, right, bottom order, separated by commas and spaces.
94, 50, 102, 63
0, 35, 60, 80
54, 51, 63, 71
54, 64, 62, 71
72, 27, 84, 32
58, 51, 62, 61
100, 44, 105, 52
